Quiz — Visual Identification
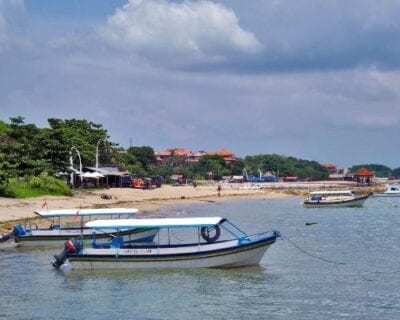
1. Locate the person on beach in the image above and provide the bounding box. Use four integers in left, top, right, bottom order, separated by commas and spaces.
217, 184, 222, 197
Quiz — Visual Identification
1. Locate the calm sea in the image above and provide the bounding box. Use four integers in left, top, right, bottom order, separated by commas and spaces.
1, 196, 400, 320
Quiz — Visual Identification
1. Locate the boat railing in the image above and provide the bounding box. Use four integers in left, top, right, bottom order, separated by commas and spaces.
238, 230, 280, 244
220, 220, 248, 239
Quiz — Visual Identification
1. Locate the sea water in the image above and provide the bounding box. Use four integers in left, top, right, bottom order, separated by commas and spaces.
1, 196, 400, 319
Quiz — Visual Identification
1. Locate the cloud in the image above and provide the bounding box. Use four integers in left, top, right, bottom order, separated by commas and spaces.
215, 0, 400, 72
98, 0, 262, 64
1, 0, 400, 167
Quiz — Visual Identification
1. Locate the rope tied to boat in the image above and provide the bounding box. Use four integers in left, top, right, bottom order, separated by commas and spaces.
280, 232, 345, 265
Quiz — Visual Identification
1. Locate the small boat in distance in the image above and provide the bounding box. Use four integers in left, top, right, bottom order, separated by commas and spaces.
52, 217, 280, 270
303, 190, 370, 208
0, 208, 158, 248
373, 185, 400, 197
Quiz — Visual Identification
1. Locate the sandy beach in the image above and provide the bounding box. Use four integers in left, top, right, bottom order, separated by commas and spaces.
0, 181, 382, 232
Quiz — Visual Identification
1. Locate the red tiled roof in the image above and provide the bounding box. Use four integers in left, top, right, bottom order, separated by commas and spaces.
214, 149, 234, 157
323, 163, 336, 168
354, 168, 374, 176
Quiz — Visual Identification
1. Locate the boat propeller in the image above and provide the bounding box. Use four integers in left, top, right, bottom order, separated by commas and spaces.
52, 239, 81, 269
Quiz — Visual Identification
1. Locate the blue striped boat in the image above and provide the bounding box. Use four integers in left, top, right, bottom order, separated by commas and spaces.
52, 217, 280, 270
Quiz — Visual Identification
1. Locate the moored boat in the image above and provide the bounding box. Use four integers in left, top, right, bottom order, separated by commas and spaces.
373, 185, 400, 197
303, 190, 370, 208
52, 217, 280, 270
0, 208, 158, 248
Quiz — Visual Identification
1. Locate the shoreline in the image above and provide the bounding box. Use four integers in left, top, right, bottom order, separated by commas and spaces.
0, 182, 384, 232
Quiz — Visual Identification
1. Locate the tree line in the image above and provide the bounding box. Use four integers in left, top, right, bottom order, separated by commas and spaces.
1, 117, 398, 197
350, 164, 400, 179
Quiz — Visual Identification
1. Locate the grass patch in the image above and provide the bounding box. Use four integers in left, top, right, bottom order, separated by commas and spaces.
0, 173, 72, 198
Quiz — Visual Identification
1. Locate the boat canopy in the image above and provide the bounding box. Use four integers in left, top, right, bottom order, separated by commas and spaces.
34, 208, 138, 218
86, 217, 226, 229
309, 190, 353, 196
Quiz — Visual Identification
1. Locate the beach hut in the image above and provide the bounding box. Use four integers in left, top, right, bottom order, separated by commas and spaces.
353, 168, 374, 186
84, 166, 130, 188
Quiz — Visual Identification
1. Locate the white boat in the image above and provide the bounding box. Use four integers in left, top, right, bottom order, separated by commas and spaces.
51, 217, 280, 270
303, 190, 370, 208
373, 185, 400, 197
0, 208, 158, 248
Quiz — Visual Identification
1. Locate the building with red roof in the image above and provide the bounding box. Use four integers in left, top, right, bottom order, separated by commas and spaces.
155, 148, 194, 164
353, 168, 374, 185
208, 149, 236, 163
323, 163, 337, 174
155, 148, 236, 164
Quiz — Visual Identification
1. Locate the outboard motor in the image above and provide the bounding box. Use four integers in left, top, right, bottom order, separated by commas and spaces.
0, 224, 24, 243
0, 228, 16, 243
52, 239, 81, 269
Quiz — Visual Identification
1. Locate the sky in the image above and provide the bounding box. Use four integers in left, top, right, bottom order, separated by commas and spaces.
0, 0, 400, 168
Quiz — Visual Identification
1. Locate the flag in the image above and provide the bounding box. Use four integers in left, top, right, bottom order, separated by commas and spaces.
41, 201, 48, 210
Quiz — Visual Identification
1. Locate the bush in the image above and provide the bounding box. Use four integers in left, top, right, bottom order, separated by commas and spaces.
0, 173, 72, 198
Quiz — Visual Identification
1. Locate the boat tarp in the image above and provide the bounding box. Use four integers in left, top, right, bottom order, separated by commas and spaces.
34, 208, 138, 218
85, 217, 226, 229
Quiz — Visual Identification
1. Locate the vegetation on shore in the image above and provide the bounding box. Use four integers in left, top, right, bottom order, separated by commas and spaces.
0, 116, 398, 198
244, 154, 330, 180
0, 173, 73, 198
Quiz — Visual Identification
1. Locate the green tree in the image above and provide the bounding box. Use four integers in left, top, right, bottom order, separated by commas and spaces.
392, 167, 400, 178
196, 155, 228, 179
244, 154, 329, 180
126, 146, 156, 170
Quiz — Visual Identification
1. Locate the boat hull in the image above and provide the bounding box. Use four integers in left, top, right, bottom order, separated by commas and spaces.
16, 228, 158, 247
373, 193, 400, 197
304, 195, 369, 208
66, 235, 277, 270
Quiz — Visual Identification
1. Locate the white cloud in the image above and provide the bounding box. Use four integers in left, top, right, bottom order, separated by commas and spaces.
1, 0, 400, 167
98, 0, 262, 63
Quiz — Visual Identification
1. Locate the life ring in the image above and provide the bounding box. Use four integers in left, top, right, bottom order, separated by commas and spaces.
201, 225, 221, 243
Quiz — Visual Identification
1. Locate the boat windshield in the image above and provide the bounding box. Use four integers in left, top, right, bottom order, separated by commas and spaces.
85, 217, 252, 248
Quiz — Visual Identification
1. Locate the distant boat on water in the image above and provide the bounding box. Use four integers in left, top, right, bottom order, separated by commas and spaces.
303, 190, 370, 208
373, 185, 400, 197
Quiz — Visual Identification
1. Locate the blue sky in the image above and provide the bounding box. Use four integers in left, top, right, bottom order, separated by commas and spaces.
1, 0, 400, 168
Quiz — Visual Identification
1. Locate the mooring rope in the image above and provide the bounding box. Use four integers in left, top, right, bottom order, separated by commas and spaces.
280, 233, 345, 265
